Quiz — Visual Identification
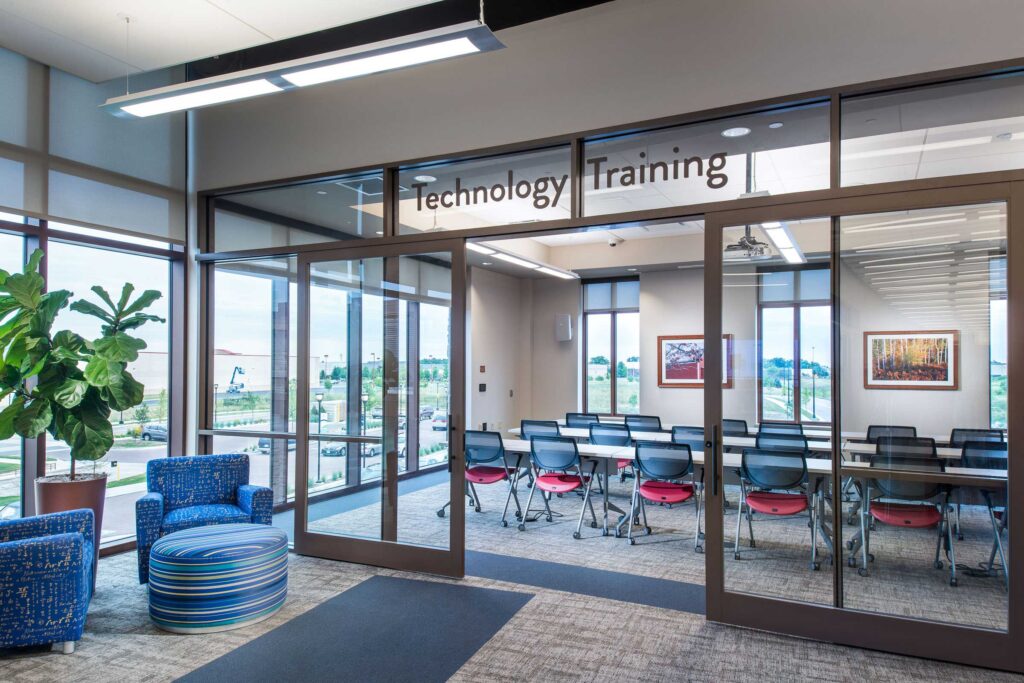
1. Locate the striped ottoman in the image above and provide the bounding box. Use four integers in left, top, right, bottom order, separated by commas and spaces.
148, 523, 288, 634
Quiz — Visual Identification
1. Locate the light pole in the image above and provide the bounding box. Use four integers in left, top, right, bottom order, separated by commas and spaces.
315, 391, 324, 482
810, 346, 817, 420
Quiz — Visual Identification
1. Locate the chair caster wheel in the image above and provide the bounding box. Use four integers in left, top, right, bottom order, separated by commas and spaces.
847, 556, 857, 567
934, 560, 944, 570
698, 532, 705, 540
514, 511, 522, 520
950, 578, 958, 587
749, 540, 756, 548
846, 539, 855, 551
811, 562, 820, 571
733, 553, 741, 560
474, 506, 482, 513
601, 528, 609, 537
436, 510, 446, 518
573, 532, 581, 540
546, 515, 553, 523
857, 567, 869, 577
629, 538, 636, 545
518, 523, 526, 531
501, 520, 508, 527
591, 522, 599, 529
644, 527, 652, 535
695, 545, 704, 554
867, 553, 874, 562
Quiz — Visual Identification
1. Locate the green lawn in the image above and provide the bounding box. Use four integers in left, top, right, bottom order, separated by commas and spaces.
107, 473, 147, 489
0, 495, 17, 506
0, 461, 20, 474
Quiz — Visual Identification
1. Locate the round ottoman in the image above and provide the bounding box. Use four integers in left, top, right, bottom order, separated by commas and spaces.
148, 523, 288, 634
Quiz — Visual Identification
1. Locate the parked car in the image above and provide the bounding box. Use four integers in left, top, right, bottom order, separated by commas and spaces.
258, 437, 296, 454
321, 443, 346, 458
140, 424, 167, 442
431, 412, 448, 431
370, 406, 383, 420
419, 406, 434, 420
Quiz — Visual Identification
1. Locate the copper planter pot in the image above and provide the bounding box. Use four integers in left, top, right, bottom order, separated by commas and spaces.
35, 473, 107, 585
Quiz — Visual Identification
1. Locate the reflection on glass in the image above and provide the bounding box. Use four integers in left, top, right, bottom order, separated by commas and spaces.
839, 203, 1009, 630
0, 232, 22, 520
586, 313, 612, 414
47, 241, 170, 542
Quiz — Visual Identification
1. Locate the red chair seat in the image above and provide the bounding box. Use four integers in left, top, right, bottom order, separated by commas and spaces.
616, 459, 632, 470
870, 503, 941, 528
535, 473, 588, 493
465, 465, 508, 485
639, 480, 694, 504
746, 491, 807, 515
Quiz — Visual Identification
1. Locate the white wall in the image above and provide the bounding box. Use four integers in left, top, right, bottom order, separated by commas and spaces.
467, 266, 523, 432
838, 262, 991, 436
528, 278, 581, 420
193, 0, 1024, 190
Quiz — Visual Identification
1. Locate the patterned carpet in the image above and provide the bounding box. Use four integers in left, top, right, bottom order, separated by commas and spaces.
2, 552, 1018, 682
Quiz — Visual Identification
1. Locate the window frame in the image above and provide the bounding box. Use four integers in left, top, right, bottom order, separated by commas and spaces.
582, 277, 640, 417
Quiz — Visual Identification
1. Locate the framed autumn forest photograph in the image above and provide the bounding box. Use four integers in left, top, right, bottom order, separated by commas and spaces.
863, 330, 959, 390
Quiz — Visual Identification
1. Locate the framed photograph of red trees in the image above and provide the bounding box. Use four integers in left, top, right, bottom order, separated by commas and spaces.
658, 334, 734, 388
863, 330, 959, 390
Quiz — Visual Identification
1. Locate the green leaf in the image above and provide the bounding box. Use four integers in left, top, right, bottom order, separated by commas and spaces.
0, 396, 25, 440
104, 370, 144, 410
0, 295, 21, 317
4, 272, 43, 310
116, 283, 136, 313
69, 299, 114, 323
24, 248, 43, 275
14, 398, 52, 438
65, 407, 114, 462
90, 285, 118, 314
121, 289, 162, 317
116, 313, 165, 332
93, 332, 147, 362
51, 330, 88, 363
29, 290, 70, 336
0, 268, 10, 287
54, 379, 89, 409
83, 357, 123, 387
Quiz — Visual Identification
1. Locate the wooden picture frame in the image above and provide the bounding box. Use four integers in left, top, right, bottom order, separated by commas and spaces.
657, 334, 734, 388
863, 330, 960, 390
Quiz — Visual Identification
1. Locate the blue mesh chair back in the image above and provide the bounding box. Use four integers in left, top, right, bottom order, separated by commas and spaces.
635, 441, 692, 481
868, 455, 943, 500
722, 419, 749, 437
866, 425, 917, 443
756, 432, 810, 454
759, 421, 804, 435
566, 412, 600, 428
521, 419, 560, 440
741, 448, 807, 490
671, 425, 704, 450
962, 441, 1008, 507
530, 435, 580, 472
625, 415, 663, 432
589, 423, 631, 446
876, 436, 937, 459
949, 428, 1004, 449
464, 430, 504, 466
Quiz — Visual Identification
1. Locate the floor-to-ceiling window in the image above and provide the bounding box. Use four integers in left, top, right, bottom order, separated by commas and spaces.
583, 278, 640, 415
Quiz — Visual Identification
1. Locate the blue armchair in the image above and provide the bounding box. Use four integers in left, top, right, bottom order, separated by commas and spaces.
0, 509, 94, 654
136, 453, 273, 583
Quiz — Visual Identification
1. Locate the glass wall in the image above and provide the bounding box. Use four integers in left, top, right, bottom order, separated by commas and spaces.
838, 203, 1009, 630
0, 229, 24, 520
842, 70, 1024, 186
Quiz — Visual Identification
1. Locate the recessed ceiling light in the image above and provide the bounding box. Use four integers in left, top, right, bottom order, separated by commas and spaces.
482, 261, 493, 266
768, 122, 783, 129
721, 126, 751, 138
627, 268, 638, 272
375, 231, 383, 235
414, 175, 437, 183
316, 190, 327, 195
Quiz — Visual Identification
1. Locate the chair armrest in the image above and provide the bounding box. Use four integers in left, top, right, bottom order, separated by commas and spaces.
0, 509, 95, 549
237, 484, 273, 525
135, 492, 164, 583
0, 533, 92, 645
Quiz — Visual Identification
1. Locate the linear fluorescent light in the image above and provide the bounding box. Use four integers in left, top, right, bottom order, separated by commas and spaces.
493, 252, 540, 269
537, 266, 578, 280
759, 221, 804, 263
763, 227, 794, 250
283, 37, 478, 86
466, 243, 495, 255
103, 22, 501, 117
779, 247, 804, 264
121, 80, 281, 117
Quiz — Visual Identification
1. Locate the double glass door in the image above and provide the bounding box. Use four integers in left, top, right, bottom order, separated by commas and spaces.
702, 183, 1019, 670
293, 240, 466, 576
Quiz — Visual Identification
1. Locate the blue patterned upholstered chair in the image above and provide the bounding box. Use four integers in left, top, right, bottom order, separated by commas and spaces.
136, 454, 272, 583
0, 509, 94, 654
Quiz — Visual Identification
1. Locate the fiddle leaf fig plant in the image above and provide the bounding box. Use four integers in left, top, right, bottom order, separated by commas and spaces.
0, 249, 165, 478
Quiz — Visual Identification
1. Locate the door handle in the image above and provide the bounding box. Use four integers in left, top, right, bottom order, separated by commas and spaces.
708, 425, 720, 496
447, 413, 456, 472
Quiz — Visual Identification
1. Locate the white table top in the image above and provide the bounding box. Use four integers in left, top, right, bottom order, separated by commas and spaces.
552, 419, 951, 443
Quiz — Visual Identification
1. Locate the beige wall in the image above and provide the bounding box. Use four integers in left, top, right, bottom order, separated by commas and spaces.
467, 266, 524, 432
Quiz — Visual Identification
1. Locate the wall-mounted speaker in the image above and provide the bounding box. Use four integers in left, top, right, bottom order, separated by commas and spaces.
555, 313, 573, 342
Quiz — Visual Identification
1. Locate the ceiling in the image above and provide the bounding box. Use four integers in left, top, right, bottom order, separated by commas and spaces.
0, 0, 435, 82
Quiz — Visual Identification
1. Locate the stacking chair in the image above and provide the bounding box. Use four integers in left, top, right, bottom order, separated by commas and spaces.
759, 421, 804, 435
671, 425, 704, 446
626, 441, 702, 549
521, 419, 560, 439
734, 447, 820, 570
566, 412, 600, 428
855, 455, 956, 585
756, 432, 810, 454
437, 430, 522, 527
949, 428, 1004, 449
962, 441, 1009, 590
866, 425, 917, 443
722, 419, 749, 437
671, 425, 706, 548
519, 435, 597, 539
625, 414, 663, 432
877, 436, 937, 459
589, 423, 633, 481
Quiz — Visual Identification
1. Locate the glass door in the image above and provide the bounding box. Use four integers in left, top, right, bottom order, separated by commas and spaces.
293, 240, 466, 576
703, 184, 1020, 670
